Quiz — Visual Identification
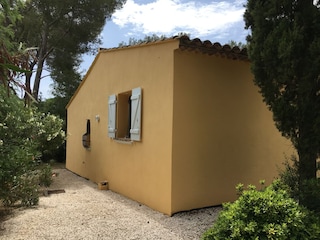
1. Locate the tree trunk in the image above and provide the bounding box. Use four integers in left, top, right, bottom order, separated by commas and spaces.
32, 28, 48, 101
298, 123, 317, 180
32, 54, 45, 100
24, 71, 32, 106
297, 124, 318, 209
298, 148, 317, 180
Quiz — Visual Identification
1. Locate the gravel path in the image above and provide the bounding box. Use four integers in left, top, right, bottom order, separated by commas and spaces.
0, 168, 221, 240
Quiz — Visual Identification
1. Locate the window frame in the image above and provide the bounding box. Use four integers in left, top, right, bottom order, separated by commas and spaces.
108, 87, 142, 142
82, 119, 91, 149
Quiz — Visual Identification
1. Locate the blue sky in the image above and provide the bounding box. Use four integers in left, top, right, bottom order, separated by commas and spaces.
41, 0, 249, 98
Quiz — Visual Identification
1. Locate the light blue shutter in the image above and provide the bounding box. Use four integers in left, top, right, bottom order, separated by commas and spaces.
108, 94, 117, 138
130, 87, 142, 141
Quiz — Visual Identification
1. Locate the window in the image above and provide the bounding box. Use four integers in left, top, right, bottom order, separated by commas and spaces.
108, 87, 142, 141
82, 119, 91, 148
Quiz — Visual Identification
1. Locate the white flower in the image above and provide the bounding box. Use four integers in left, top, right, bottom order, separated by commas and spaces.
0, 139, 3, 146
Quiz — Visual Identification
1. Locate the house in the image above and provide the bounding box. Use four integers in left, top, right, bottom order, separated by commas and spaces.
66, 36, 293, 216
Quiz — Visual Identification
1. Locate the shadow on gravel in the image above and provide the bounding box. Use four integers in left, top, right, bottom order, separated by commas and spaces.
47, 168, 92, 192
0, 207, 13, 233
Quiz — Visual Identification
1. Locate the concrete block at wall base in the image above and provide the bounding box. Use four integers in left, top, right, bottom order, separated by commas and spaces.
98, 181, 109, 190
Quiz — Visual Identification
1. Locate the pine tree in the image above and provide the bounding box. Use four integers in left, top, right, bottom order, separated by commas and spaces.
15, 0, 126, 101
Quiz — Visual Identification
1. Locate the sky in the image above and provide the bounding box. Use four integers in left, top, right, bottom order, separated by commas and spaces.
41, 0, 249, 98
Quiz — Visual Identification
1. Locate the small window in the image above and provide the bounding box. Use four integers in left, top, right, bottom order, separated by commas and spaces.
82, 119, 90, 148
117, 90, 132, 139
108, 87, 142, 141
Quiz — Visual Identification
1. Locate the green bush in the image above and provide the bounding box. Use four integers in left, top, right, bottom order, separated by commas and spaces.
279, 155, 320, 213
32, 112, 65, 162
0, 86, 60, 207
37, 163, 53, 187
202, 181, 320, 240
14, 176, 39, 207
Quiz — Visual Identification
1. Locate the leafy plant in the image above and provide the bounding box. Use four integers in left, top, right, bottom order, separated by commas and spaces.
244, 0, 320, 209
0, 86, 62, 207
37, 164, 53, 187
202, 181, 320, 240
279, 155, 320, 213
31, 111, 65, 162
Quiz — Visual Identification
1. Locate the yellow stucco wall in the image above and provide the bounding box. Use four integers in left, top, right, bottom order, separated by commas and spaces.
66, 40, 179, 215
67, 39, 294, 216
171, 50, 293, 214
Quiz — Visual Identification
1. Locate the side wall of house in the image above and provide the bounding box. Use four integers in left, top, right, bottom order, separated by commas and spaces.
171, 50, 293, 214
66, 41, 178, 215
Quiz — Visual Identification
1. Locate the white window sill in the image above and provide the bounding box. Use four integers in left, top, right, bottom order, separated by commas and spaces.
114, 138, 133, 144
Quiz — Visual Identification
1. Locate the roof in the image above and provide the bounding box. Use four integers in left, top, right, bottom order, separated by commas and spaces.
178, 35, 248, 61
99, 35, 248, 61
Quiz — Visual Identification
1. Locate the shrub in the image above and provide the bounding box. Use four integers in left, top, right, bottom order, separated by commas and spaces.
0, 86, 59, 207
31, 112, 65, 162
279, 155, 320, 213
37, 163, 53, 187
202, 181, 320, 240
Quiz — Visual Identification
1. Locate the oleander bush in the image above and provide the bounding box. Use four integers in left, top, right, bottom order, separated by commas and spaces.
202, 180, 320, 240
0, 86, 63, 207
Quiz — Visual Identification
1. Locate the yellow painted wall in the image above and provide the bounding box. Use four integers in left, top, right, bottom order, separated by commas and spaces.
66, 40, 179, 215
67, 39, 294, 216
171, 50, 293, 214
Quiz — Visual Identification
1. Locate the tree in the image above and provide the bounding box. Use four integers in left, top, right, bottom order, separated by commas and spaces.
0, 1, 65, 206
0, 0, 23, 51
227, 40, 247, 49
244, 0, 320, 208
15, 0, 126, 102
0, 85, 64, 206
0, 0, 27, 92
50, 54, 82, 100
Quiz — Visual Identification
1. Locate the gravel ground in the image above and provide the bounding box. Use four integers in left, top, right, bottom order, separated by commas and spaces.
0, 168, 221, 240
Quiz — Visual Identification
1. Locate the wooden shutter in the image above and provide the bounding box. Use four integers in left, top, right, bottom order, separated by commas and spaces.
130, 87, 142, 141
108, 94, 117, 138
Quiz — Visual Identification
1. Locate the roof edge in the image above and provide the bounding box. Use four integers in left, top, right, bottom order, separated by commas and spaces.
99, 35, 248, 61
67, 36, 248, 109
178, 35, 248, 61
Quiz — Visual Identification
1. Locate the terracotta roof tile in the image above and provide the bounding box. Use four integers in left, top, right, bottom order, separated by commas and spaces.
100, 36, 248, 61
178, 35, 248, 61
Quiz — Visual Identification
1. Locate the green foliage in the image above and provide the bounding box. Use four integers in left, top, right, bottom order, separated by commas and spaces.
0, 86, 63, 206
118, 34, 168, 47
32, 111, 65, 161
227, 40, 247, 49
202, 181, 320, 240
279, 155, 320, 213
0, 0, 29, 93
0, 87, 38, 206
244, 0, 320, 208
0, 0, 24, 51
15, 0, 126, 101
38, 164, 52, 187
37, 97, 67, 162
118, 32, 190, 47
